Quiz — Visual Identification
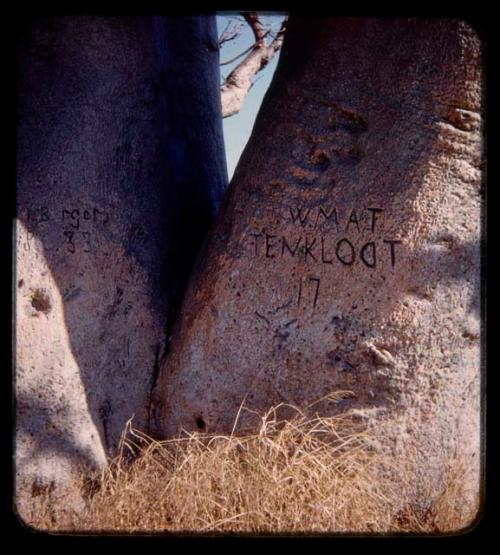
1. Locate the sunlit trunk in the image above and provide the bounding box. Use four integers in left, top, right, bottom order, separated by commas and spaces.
155, 17, 483, 527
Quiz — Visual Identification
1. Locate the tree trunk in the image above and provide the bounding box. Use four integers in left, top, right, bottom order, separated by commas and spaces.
15, 15, 227, 519
154, 17, 483, 526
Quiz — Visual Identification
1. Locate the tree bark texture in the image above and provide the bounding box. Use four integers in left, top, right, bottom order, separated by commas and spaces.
15, 15, 227, 519
155, 17, 483, 523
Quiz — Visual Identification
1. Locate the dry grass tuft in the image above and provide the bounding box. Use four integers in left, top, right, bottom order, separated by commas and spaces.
26, 394, 478, 534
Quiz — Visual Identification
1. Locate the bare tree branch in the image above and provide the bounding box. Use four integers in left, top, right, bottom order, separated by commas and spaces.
220, 30, 271, 66
218, 20, 244, 47
242, 12, 267, 42
219, 20, 232, 40
220, 15, 288, 118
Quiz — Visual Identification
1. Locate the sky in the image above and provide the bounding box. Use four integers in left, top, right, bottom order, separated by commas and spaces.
216, 14, 286, 180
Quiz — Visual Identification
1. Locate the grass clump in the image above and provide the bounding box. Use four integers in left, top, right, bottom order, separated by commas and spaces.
27, 394, 479, 534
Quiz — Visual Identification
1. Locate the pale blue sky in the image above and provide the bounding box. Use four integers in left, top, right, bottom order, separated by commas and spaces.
217, 14, 286, 179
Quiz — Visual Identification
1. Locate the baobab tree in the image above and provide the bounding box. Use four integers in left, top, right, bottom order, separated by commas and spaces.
15, 14, 227, 519
15, 15, 483, 531
154, 16, 484, 526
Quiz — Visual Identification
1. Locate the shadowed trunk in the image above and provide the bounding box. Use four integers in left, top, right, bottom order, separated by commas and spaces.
15, 15, 227, 519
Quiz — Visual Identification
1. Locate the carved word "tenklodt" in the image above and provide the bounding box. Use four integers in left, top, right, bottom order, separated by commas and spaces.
249, 206, 402, 269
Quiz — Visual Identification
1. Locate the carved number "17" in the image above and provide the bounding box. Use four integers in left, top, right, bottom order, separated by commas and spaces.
297, 276, 320, 309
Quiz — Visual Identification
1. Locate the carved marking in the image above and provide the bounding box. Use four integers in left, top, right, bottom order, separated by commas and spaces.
289, 206, 311, 226
309, 277, 320, 308
290, 205, 384, 233
297, 276, 321, 308
335, 238, 356, 266
345, 209, 360, 233
321, 236, 333, 264
304, 237, 317, 261
81, 231, 91, 253
250, 205, 401, 269
383, 239, 402, 268
58, 206, 107, 253
265, 234, 277, 258
22, 204, 108, 254
255, 311, 271, 329
360, 241, 376, 268
282, 236, 302, 257
315, 207, 339, 230
367, 208, 383, 232
26, 206, 50, 224
63, 230, 76, 253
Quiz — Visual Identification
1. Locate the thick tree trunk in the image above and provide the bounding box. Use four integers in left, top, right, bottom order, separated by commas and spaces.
15, 15, 227, 520
155, 17, 483, 526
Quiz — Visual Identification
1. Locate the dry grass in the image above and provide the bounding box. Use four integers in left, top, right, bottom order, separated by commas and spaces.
26, 393, 479, 535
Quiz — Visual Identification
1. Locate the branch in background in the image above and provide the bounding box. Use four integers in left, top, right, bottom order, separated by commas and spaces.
220, 14, 288, 119
218, 19, 244, 47
243, 12, 267, 42
220, 30, 271, 66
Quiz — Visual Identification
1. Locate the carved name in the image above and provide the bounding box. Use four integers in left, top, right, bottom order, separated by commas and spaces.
249, 205, 401, 269
23, 205, 108, 254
